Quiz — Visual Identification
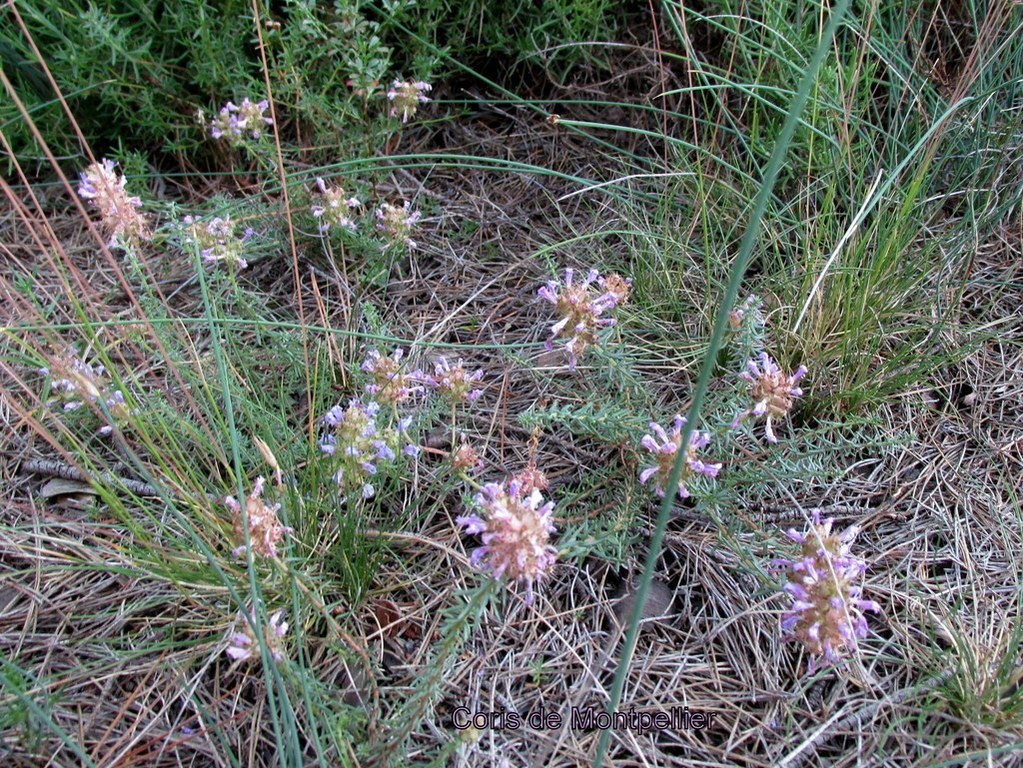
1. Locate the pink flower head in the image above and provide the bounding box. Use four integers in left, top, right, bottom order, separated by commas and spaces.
600, 273, 633, 306
375, 201, 422, 249
456, 478, 558, 603
225, 609, 289, 663
537, 267, 628, 369
361, 348, 423, 406
311, 177, 360, 234
387, 79, 432, 123
77, 159, 150, 249
226, 476, 292, 559
774, 513, 881, 672
420, 357, 484, 404
450, 440, 484, 473
732, 352, 807, 443
639, 415, 721, 499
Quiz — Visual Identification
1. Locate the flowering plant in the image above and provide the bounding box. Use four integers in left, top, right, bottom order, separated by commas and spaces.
362, 348, 423, 406
77, 159, 150, 249
733, 352, 807, 443
226, 476, 292, 559
182, 215, 253, 269
537, 267, 629, 369
387, 80, 432, 123
226, 610, 289, 663
210, 98, 273, 145
319, 398, 415, 499
774, 513, 881, 671
639, 415, 721, 499
311, 177, 360, 234
420, 357, 484, 405
456, 478, 558, 603
41, 348, 132, 436
375, 202, 421, 249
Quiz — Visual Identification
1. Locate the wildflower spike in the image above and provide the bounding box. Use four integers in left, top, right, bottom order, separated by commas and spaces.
210, 98, 273, 144
420, 357, 484, 405
774, 513, 880, 671
311, 177, 360, 233
456, 479, 558, 603
225, 609, 289, 663
639, 415, 721, 499
77, 159, 150, 249
732, 352, 806, 443
226, 476, 292, 559
537, 267, 629, 369
375, 201, 422, 249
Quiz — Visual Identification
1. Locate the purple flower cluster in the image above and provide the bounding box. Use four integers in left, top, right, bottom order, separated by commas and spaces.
319, 398, 414, 499
41, 348, 131, 436
226, 609, 288, 663
387, 80, 432, 123
77, 159, 150, 249
361, 348, 423, 406
375, 201, 422, 249
456, 478, 558, 604
420, 357, 484, 404
732, 352, 807, 443
311, 177, 360, 234
775, 513, 881, 671
210, 98, 273, 144
225, 476, 292, 559
183, 215, 254, 269
537, 267, 631, 369
638, 415, 721, 499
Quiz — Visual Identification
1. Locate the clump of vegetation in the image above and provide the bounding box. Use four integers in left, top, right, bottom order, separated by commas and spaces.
2, 0, 1021, 765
